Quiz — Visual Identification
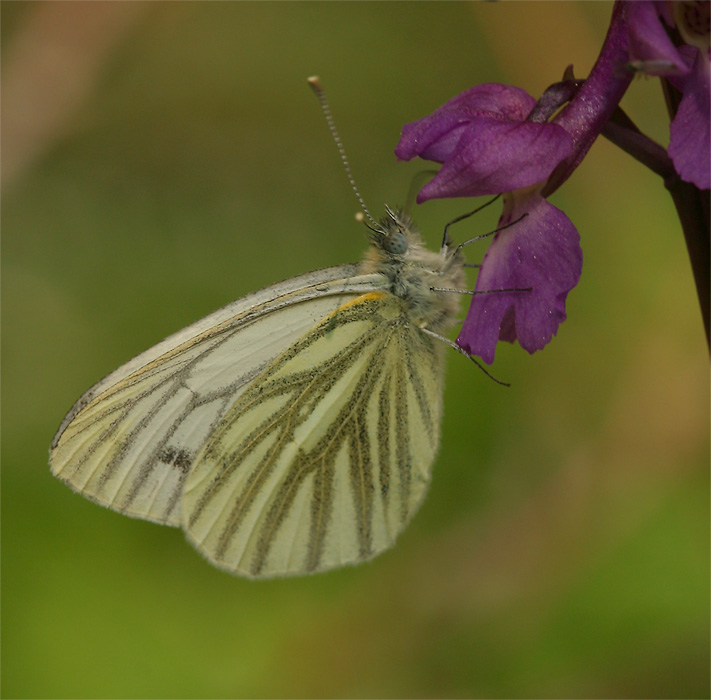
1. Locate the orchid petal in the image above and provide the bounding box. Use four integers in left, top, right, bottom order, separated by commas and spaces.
457, 195, 582, 364
628, 1, 691, 75
417, 120, 573, 201
395, 83, 537, 165
669, 49, 711, 189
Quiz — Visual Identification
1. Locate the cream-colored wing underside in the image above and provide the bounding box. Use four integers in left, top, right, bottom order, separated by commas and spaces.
50, 265, 381, 526
182, 292, 445, 578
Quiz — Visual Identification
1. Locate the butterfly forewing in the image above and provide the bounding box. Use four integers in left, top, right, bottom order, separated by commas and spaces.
182, 292, 444, 578
50, 266, 381, 526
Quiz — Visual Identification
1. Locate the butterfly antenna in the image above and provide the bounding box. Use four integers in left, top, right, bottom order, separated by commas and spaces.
308, 76, 379, 229
384, 204, 399, 222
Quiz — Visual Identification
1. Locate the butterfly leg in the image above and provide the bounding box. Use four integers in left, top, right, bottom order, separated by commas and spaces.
419, 327, 510, 387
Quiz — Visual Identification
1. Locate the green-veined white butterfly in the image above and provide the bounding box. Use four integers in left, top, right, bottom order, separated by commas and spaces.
50, 79, 481, 579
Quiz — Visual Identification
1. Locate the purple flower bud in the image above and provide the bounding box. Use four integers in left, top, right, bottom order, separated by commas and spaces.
628, 0, 710, 189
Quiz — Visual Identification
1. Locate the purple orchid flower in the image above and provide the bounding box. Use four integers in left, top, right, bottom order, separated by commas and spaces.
396, 4, 633, 364
395, 82, 583, 364
395, 83, 574, 202
628, 1, 710, 190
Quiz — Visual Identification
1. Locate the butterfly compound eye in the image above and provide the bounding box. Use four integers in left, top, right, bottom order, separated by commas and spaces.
383, 231, 408, 255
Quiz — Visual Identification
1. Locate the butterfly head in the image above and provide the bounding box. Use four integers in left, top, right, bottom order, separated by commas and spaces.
369, 205, 416, 257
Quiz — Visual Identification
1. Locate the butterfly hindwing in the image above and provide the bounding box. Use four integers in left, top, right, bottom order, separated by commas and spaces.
182, 292, 444, 578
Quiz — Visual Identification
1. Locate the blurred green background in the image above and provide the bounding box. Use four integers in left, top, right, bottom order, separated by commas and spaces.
3, 2, 708, 698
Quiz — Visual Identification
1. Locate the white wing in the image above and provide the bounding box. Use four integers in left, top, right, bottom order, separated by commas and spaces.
50, 265, 382, 526
182, 292, 445, 578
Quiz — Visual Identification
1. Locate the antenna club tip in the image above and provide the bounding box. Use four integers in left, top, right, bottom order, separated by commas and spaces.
354, 211, 365, 223
307, 76, 322, 93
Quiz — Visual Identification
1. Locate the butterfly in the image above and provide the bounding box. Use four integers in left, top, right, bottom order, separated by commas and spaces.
49, 202, 474, 578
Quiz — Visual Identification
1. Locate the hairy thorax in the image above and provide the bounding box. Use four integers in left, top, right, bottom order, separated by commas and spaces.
360, 210, 466, 334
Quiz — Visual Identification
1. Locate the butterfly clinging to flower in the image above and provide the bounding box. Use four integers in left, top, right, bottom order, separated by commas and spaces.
50, 77, 511, 578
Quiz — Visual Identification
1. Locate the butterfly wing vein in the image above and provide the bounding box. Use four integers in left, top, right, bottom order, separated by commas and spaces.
50, 265, 446, 578
182, 293, 444, 577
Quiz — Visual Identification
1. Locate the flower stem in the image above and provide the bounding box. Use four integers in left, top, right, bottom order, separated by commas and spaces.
666, 174, 710, 348
662, 79, 710, 348
601, 107, 671, 179
544, 1, 633, 195
602, 102, 710, 348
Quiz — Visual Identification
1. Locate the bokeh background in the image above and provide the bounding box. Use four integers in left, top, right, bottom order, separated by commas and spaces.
3, 2, 708, 698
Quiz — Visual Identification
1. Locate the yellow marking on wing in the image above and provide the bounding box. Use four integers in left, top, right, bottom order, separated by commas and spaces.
334, 291, 387, 312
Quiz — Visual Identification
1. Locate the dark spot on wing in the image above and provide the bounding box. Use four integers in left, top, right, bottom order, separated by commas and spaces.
159, 447, 192, 474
